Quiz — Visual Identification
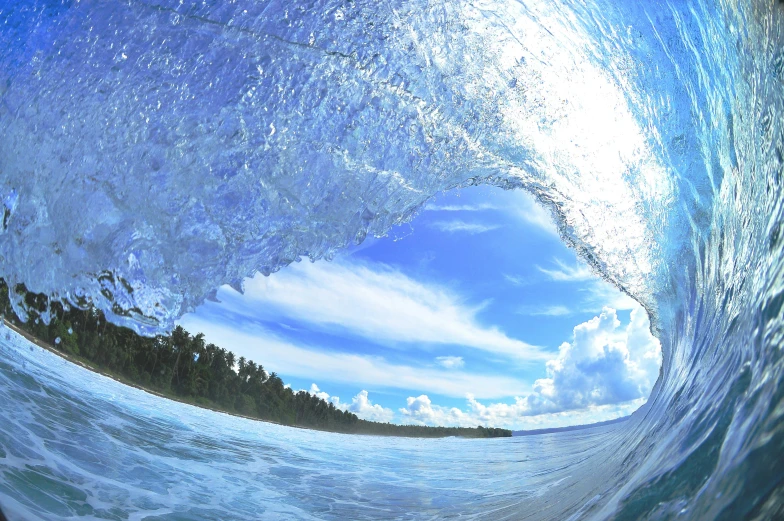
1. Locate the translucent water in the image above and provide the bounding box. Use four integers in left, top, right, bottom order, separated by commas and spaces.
0, 330, 629, 520
1, 0, 783, 519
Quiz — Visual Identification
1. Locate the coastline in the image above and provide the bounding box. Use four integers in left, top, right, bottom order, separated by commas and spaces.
1, 317, 508, 439
1, 317, 342, 436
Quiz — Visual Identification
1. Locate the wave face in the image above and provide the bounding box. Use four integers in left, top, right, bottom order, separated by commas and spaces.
0, 0, 783, 519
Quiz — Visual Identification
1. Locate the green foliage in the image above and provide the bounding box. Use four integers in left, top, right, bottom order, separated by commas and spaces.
51, 320, 79, 355
0, 280, 511, 438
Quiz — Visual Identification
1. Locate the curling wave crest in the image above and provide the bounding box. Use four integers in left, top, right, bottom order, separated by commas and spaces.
0, 0, 783, 519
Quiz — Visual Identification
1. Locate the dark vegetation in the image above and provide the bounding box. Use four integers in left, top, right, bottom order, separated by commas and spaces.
0, 281, 511, 438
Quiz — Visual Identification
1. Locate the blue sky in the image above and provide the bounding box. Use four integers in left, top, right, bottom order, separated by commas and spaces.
178, 186, 661, 430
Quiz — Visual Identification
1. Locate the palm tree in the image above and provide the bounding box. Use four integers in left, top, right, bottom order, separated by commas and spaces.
169, 325, 190, 388
189, 333, 206, 370
226, 351, 236, 374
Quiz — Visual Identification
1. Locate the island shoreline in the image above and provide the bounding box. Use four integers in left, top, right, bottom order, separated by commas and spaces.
2, 317, 508, 439
2, 317, 316, 433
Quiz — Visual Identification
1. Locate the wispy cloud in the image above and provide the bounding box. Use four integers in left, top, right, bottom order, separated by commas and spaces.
429, 220, 500, 235
513, 281, 638, 316
504, 274, 531, 287
425, 203, 499, 212
524, 305, 572, 317
580, 281, 638, 312
209, 259, 547, 361
174, 318, 532, 400
537, 258, 596, 282
435, 356, 465, 369
505, 191, 559, 236
425, 189, 558, 236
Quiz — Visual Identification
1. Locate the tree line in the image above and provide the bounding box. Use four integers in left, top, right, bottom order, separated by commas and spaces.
0, 280, 511, 438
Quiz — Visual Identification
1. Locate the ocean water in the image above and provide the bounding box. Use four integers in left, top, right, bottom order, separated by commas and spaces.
0, 0, 783, 519
0, 329, 629, 520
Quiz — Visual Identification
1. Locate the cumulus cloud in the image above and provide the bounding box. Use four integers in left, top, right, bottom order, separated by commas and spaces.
528, 306, 661, 412
435, 356, 465, 369
261, 307, 660, 431
214, 259, 545, 361
464, 395, 647, 430
400, 395, 469, 426
398, 393, 648, 430
429, 220, 500, 235
305, 384, 394, 423
399, 307, 661, 429
309, 383, 332, 403
347, 390, 395, 423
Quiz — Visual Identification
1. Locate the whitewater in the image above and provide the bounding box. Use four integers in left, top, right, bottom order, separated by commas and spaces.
0, 0, 782, 519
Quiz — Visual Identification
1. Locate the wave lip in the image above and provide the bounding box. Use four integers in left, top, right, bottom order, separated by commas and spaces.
0, 0, 668, 333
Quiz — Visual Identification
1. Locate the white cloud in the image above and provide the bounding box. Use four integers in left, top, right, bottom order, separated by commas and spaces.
505, 191, 559, 236
397, 393, 646, 430
512, 277, 637, 316
537, 258, 596, 282
462, 395, 647, 431
429, 220, 500, 234
181, 304, 660, 430
524, 305, 572, 317
400, 395, 469, 426
528, 306, 661, 412
425, 203, 498, 212
306, 385, 394, 423
215, 259, 546, 361
309, 383, 332, 402
435, 356, 465, 369
347, 390, 395, 423
175, 317, 532, 399
399, 306, 661, 429
425, 190, 558, 237
503, 274, 531, 287
581, 281, 638, 311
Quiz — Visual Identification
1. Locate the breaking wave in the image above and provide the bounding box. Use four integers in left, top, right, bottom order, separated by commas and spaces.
0, 0, 783, 518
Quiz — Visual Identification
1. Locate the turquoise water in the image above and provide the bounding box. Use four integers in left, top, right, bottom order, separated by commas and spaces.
0, 329, 628, 520
1, 0, 783, 518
